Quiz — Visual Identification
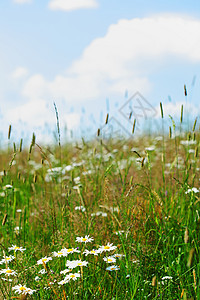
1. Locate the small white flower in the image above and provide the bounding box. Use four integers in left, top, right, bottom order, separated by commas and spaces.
12, 284, 36, 295
98, 243, 117, 253
0, 255, 15, 264
106, 265, 120, 271
58, 279, 69, 285
35, 276, 41, 281
8, 245, 26, 252
103, 256, 116, 263
60, 269, 71, 275
66, 260, 88, 269
185, 187, 199, 194
115, 230, 124, 235
14, 226, 22, 234
83, 249, 99, 256
3, 184, 13, 189
64, 272, 80, 281
0, 268, 17, 276
74, 176, 81, 184
161, 276, 173, 280
63, 165, 73, 172
52, 251, 67, 257
145, 146, 155, 151
132, 259, 140, 264
38, 268, 47, 274
61, 247, 80, 255
91, 211, 108, 217
75, 206, 86, 212
114, 253, 124, 259
37, 256, 52, 265
25, 288, 36, 295
76, 235, 94, 243
1, 277, 13, 282
180, 140, 196, 146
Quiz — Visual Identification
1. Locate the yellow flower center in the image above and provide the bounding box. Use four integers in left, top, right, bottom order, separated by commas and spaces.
77, 263, 82, 266
67, 249, 73, 253
111, 268, 115, 270
6, 270, 12, 274
70, 274, 75, 278
108, 259, 112, 262
104, 246, 110, 250
6, 257, 11, 261
14, 247, 20, 250
58, 252, 63, 255
91, 251, 96, 254
82, 238, 87, 241
42, 258, 47, 262
19, 287, 26, 291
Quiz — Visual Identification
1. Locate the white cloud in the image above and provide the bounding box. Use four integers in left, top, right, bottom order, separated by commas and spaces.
13, 0, 32, 4
3, 98, 80, 144
6, 99, 51, 126
21, 14, 200, 106
3, 14, 200, 143
12, 67, 29, 79
155, 101, 200, 119
48, 0, 98, 11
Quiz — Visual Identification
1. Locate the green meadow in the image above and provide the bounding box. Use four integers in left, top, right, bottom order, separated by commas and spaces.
0, 108, 199, 299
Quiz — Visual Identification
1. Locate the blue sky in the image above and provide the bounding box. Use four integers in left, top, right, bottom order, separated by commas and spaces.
0, 0, 200, 146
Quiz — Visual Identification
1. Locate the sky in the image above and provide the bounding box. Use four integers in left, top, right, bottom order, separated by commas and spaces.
0, 0, 200, 147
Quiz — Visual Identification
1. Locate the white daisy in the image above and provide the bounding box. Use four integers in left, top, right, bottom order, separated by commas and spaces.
114, 253, 125, 259
52, 250, 67, 257
106, 265, 120, 271
64, 272, 80, 281
1, 277, 13, 282
37, 256, 52, 265
83, 249, 99, 256
103, 256, 116, 263
76, 235, 94, 243
8, 245, 26, 252
75, 206, 86, 212
58, 278, 69, 285
0, 255, 15, 264
0, 268, 17, 276
66, 260, 88, 269
185, 187, 199, 194
12, 284, 36, 295
61, 248, 80, 255
98, 243, 117, 253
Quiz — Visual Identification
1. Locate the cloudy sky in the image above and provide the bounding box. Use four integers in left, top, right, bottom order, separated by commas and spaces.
1, 0, 200, 146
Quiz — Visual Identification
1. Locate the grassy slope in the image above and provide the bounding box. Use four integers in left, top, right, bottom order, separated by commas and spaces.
0, 128, 199, 299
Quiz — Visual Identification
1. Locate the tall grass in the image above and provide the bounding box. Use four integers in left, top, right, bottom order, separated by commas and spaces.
0, 109, 199, 299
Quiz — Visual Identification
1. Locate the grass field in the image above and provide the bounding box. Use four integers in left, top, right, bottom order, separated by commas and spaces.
0, 110, 199, 299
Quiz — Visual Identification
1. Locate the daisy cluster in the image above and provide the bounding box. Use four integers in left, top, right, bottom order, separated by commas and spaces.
0, 236, 123, 296
36, 235, 121, 286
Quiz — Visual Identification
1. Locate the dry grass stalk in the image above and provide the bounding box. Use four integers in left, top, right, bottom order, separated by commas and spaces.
184, 227, 189, 244
8, 124, 12, 139
105, 113, 109, 124
192, 269, 197, 291
187, 248, 195, 268
152, 275, 156, 286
